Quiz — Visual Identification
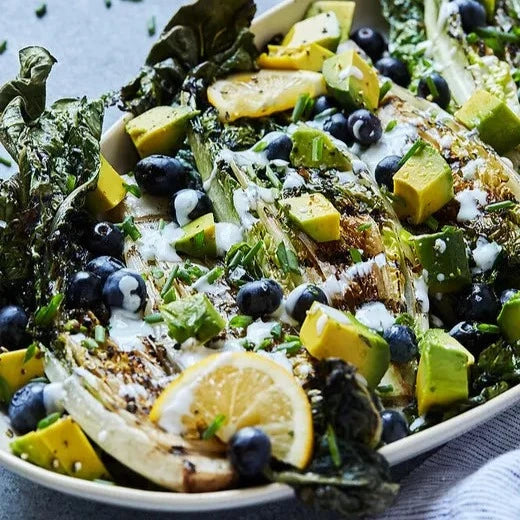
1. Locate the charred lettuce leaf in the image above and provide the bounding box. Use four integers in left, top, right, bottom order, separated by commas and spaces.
120, 0, 258, 115
271, 360, 398, 518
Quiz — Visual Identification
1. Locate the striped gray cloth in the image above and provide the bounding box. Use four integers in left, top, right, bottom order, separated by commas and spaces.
378, 401, 520, 519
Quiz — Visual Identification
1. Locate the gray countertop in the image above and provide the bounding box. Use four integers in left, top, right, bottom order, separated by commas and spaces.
0, 1, 415, 518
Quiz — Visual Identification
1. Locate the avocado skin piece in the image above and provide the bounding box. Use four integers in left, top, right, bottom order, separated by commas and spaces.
410, 227, 471, 293
174, 213, 217, 258
455, 89, 520, 154
305, 1, 356, 41
416, 329, 474, 416
498, 294, 520, 343
160, 293, 226, 344
323, 49, 380, 111
290, 125, 351, 170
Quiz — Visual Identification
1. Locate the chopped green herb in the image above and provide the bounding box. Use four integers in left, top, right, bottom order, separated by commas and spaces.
477, 323, 501, 334
385, 120, 397, 132
158, 219, 166, 231
284, 334, 300, 342
118, 216, 141, 241
193, 230, 205, 249
485, 200, 516, 212
264, 165, 282, 188
0, 41, 7, 55
271, 323, 282, 339
311, 135, 324, 162
24, 343, 38, 364
326, 423, 341, 468
202, 414, 226, 440
35, 3, 47, 18
349, 248, 363, 264
81, 338, 99, 351
276, 242, 300, 274
35, 294, 64, 327
94, 325, 106, 344
144, 313, 164, 324
160, 266, 179, 298
379, 80, 392, 101
291, 93, 311, 122
151, 267, 164, 280
123, 182, 142, 198
426, 75, 439, 98
255, 338, 273, 351
475, 26, 520, 43
274, 340, 301, 355
0, 157, 11, 167
205, 266, 224, 284
313, 107, 338, 120
162, 288, 177, 304
425, 215, 439, 231
229, 315, 254, 329
466, 32, 478, 44
242, 240, 263, 267
65, 174, 77, 194
357, 222, 372, 232
376, 384, 394, 394
64, 320, 81, 333
253, 140, 268, 152
0, 376, 10, 403
147, 16, 157, 36
37, 412, 62, 430
398, 139, 426, 167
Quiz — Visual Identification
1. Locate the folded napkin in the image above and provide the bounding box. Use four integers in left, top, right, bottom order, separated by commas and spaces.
377, 401, 520, 519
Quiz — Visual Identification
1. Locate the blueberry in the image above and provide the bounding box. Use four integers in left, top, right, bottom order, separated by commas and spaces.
381, 410, 409, 444
323, 113, 352, 145
66, 271, 103, 309
103, 269, 147, 313
170, 189, 213, 227
312, 96, 337, 117
449, 320, 499, 355
459, 283, 499, 323
375, 155, 401, 191
228, 427, 271, 477
350, 27, 387, 62
286, 284, 328, 323
500, 288, 519, 306
455, 0, 487, 33
86, 222, 124, 258
265, 135, 293, 162
0, 305, 29, 350
383, 325, 418, 363
375, 57, 411, 88
418, 73, 451, 109
86, 256, 125, 283
237, 279, 283, 318
347, 109, 382, 146
134, 155, 188, 197
9, 382, 47, 434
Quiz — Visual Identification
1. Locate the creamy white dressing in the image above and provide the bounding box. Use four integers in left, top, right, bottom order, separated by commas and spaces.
283, 170, 306, 190
414, 271, 430, 313
461, 158, 485, 181
439, 134, 453, 150
191, 269, 227, 296
355, 302, 395, 331
285, 284, 311, 318
215, 222, 243, 257
174, 189, 199, 227
338, 65, 363, 81
455, 188, 488, 222
118, 273, 142, 312
136, 222, 184, 263
434, 238, 447, 254
108, 309, 156, 352
119, 383, 148, 400
336, 170, 356, 184
352, 120, 364, 142
472, 236, 502, 273
232, 183, 276, 229
43, 382, 65, 415
246, 320, 279, 345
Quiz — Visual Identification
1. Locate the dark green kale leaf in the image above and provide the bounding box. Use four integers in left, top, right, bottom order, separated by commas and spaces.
271, 360, 398, 519
120, 0, 258, 115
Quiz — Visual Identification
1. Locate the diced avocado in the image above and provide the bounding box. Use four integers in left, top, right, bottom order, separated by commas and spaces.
323, 50, 380, 111
86, 155, 126, 215
416, 329, 474, 416
160, 293, 226, 344
126, 105, 199, 158
378, 363, 415, 407
410, 227, 471, 293
300, 302, 390, 387
393, 143, 454, 225
174, 213, 217, 258
305, 1, 355, 41
455, 90, 520, 154
257, 43, 334, 72
0, 348, 44, 401
498, 294, 520, 343
11, 431, 67, 474
290, 125, 352, 170
284, 193, 341, 242
282, 12, 341, 51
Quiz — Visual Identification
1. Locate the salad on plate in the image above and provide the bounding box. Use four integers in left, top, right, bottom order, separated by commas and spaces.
1, 0, 520, 516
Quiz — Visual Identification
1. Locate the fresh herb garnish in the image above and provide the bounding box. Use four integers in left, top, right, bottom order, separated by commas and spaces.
385, 120, 397, 132
276, 242, 300, 274
229, 315, 253, 329
398, 139, 426, 167
477, 323, 501, 334
271, 323, 282, 339
94, 325, 106, 344
253, 140, 268, 152
34, 294, 64, 327
326, 423, 341, 468
426, 75, 439, 98
379, 80, 392, 101
425, 215, 439, 231
37, 412, 62, 430
376, 384, 394, 394
313, 107, 338, 120
147, 16, 157, 36
274, 340, 301, 355
0, 41, 7, 55
0, 157, 11, 167
311, 135, 324, 162
242, 240, 263, 267
205, 266, 225, 284
349, 248, 363, 264
65, 174, 77, 193
81, 338, 99, 351
123, 182, 142, 198
485, 200, 516, 212
291, 93, 312, 122
264, 165, 282, 188
357, 222, 372, 232
151, 267, 164, 280
202, 414, 226, 440
144, 313, 164, 324
118, 216, 142, 241
35, 3, 47, 18
0, 376, 10, 403
24, 343, 38, 363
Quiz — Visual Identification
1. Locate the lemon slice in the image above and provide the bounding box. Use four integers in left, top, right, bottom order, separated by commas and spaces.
207, 69, 326, 122
150, 352, 314, 469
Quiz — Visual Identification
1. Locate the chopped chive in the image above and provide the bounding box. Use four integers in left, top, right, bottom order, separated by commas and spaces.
206, 266, 224, 284
242, 240, 263, 267
24, 343, 38, 364
385, 120, 397, 133
0, 157, 11, 167
274, 340, 301, 355
477, 323, 501, 334
255, 338, 273, 351
35, 3, 47, 18
160, 266, 179, 298
326, 423, 341, 468
379, 80, 392, 101
147, 16, 156, 36
475, 26, 520, 43
151, 267, 164, 280
227, 249, 244, 270
270, 323, 282, 339
425, 215, 439, 231
202, 414, 226, 440
34, 293, 64, 327
65, 174, 77, 194
276, 242, 300, 274
426, 75, 439, 98
162, 288, 177, 304
376, 384, 394, 393
123, 182, 142, 198
357, 222, 372, 232
264, 165, 282, 188
118, 216, 141, 241
291, 93, 311, 122
0, 41, 7, 55
94, 325, 106, 344
398, 139, 426, 167
311, 136, 324, 162
466, 32, 478, 44
37, 412, 62, 430
158, 219, 166, 231
284, 334, 300, 342
0, 376, 10, 403
313, 107, 338, 120
229, 315, 254, 329
144, 313, 164, 324
349, 248, 363, 264
253, 140, 268, 152
485, 200, 516, 212
81, 338, 99, 351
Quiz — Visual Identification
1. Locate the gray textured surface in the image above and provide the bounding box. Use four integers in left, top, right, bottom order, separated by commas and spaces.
0, 1, 417, 518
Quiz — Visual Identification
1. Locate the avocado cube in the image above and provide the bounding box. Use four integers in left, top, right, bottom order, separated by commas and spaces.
11, 431, 67, 474
498, 294, 520, 343
305, 1, 355, 41
86, 155, 126, 215
290, 125, 352, 170
455, 90, 520, 154
174, 213, 217, 258
126, 105, 199, 158
258, 43, 334, 72
0, 348, 44, 401
160, 293, 226, 344
393, 143, 454, 225
284, 193, 341, 242
282, 11, 341, 51
300, 302, 390, 387
410, 227, 471, 293
416, 329, 474, 416
323, 50, 380, 111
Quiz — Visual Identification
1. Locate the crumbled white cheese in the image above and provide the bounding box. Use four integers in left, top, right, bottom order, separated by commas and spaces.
283, 169, 306, 190
455, 188, 488, 222
355, 302, 395, 331
461, 158, 485, 181
472, 236, 502, 273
